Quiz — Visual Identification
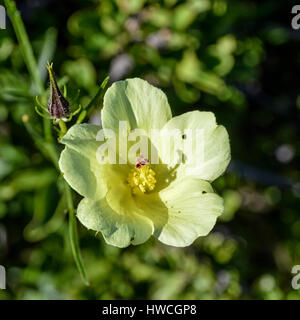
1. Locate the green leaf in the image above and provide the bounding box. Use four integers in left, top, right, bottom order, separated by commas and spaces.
37, 27, 58, 83
84, 76, 109, 116
65, 183, 89, 286
4, 0, 43, 94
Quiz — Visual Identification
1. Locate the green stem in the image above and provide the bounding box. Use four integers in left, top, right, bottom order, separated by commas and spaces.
44, 119, 53, 142
4, 0, 44, 94
5, 0, 53, 141
22, 115, 59, 169
7, 0, 88, 285
84, 76, 109, 118
22, 115, 89, 285
58, 120, 67, 135
65, 183, 89, 286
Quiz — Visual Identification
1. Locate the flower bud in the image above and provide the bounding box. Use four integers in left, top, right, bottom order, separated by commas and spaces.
47, 62, 70, 119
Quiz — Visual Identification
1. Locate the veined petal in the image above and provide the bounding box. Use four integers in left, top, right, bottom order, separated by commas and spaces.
59, 147, 103, 198
59, 123, 133, 199
155, 178, 223, 247
60, 123, 101, 156
59, 124, 107, 198
77, 197, 153, 248
58, 81, 230, 248
158, 110, 230, 182
101, 78, 172, 135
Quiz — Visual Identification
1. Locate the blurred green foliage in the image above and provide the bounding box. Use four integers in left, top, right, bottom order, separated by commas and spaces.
0, 0, 300, 299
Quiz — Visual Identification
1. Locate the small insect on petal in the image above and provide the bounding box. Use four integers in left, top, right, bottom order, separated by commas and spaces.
47, 62, 70, 119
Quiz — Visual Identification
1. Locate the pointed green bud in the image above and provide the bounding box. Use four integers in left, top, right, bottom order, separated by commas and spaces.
47, 62, 70, 119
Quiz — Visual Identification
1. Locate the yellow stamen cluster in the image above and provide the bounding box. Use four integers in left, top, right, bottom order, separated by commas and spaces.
127, 165, 156, 194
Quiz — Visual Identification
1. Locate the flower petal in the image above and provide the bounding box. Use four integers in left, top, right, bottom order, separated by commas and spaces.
59, 123, 108, 198
77, 197, 153, 248
59, 147, 99, 198
60, 123, 101, 156
155, 177, 223, 247
102, 78, 172, 135
158, 110, 230, 182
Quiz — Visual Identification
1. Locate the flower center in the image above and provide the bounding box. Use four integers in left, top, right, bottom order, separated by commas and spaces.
127, 155, 156, 194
